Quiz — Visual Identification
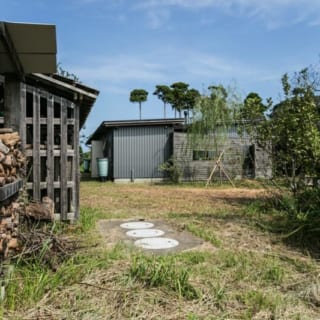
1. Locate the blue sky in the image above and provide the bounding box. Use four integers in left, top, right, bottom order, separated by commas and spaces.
2, 0, 320, 137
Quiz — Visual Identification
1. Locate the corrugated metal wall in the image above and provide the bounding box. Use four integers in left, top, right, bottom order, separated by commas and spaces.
113, 126, 173, 179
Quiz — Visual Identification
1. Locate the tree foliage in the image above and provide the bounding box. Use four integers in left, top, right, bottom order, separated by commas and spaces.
56, 63, 80, 82
153, 85, 172, 119
239, 92, 271, 149
184, 88, 201, 121
240, 68, 320, 201
189, 84, 240, 153
273, 70, 320, 194
130, 89, 148, 120
153, 82, 200, 119
169, 82, 200, 118
170, 82, 189, 118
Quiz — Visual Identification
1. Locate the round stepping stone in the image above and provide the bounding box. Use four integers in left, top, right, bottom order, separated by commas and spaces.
126, 229, 165, 238
120, 222, 154, 229
134, 237, 179, 250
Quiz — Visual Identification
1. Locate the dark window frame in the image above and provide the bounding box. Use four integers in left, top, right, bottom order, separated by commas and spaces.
193, 150, 217, 161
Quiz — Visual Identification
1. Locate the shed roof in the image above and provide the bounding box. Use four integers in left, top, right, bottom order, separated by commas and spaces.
28, 73, 99, 128
0, 21, 57, 75
87, 118, 185, 143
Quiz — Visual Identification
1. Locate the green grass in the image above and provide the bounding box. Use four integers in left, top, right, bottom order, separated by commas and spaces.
3, 182, 320, 319
127, 254, 199, 300
185, 222, 221, 247
1, 239, 127, 312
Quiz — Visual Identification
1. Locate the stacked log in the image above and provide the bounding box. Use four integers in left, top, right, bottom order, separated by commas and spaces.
0, 131, 25, 260
25, 197, 55, 221
0, 197, 20, 260
0, 131, 25, 186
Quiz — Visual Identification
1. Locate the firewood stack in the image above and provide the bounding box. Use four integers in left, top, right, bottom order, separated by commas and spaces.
0, 197, 20, 260
0, 131, 25, 186
0, 130, 26, 260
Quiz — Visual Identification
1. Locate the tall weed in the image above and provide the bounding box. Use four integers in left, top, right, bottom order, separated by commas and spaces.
128, 254, 199, 300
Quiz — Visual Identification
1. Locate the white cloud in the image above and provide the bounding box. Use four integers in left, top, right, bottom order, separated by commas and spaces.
70, 48, 274, 91
135, 0, 320, 28
71, 55, 167, 84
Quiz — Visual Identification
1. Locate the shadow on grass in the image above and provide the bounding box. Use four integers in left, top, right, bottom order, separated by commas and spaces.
241, 198, 320, 259
170, 193, 320, 259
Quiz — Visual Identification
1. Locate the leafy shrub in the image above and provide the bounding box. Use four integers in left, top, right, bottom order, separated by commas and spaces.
159, 157, 182, 183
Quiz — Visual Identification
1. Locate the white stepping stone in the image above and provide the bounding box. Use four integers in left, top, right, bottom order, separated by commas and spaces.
120, 222, 154, 229
126, 229, 165, 238
134, 237, 179, 250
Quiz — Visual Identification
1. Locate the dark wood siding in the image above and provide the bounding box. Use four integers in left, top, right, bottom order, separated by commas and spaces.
173, 131, 272, 181
22, 84, 79, 220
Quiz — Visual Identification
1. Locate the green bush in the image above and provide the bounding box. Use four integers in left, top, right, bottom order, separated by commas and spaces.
159, 157, 182, 183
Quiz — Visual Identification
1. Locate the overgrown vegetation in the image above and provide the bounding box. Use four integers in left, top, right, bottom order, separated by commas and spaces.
159, 156, 182, 183
239, 67, 320, 243
0, 212, 126, 316
3, 182, 319, 319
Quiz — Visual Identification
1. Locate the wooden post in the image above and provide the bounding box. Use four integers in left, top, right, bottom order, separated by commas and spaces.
205, 151, 224, 187
205, 150, 235, 188
73, 104, 80, 220
60, 98, 68, 220
47, 94, 54, 200
33, 88, 40, 201
19, 83, 26, 149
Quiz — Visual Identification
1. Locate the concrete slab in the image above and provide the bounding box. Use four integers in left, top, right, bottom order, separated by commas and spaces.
97, 219, 214, 254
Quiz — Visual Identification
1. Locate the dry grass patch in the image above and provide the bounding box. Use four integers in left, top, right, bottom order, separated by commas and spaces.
80, 181, 265, 219
3, 181, 320, 319
7, 247, 319, 319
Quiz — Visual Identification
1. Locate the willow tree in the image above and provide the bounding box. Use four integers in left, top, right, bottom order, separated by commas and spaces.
129, 89, 148, 120
189, 85, 237, 153
188, 84, 241, 184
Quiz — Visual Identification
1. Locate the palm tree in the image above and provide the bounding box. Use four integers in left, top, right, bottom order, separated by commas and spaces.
129, 89, 148, 119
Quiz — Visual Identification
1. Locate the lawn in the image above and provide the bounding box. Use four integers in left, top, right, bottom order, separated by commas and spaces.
4, 181, 320, 319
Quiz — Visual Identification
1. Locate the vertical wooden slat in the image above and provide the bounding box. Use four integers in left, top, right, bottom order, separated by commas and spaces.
47, 94, 54, 200
60, 98, 68, 220
73, 103, 80, 220
33, 88, 40, 201
20, 83, 26, 149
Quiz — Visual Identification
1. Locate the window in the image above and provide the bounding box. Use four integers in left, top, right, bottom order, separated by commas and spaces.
40, 97, 47, 118
54, 101, 61, 118
193, 150, 216, 161
26, 92, 33, 117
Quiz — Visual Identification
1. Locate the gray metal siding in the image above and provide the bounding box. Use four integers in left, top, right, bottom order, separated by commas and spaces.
113, 126, 173, 179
